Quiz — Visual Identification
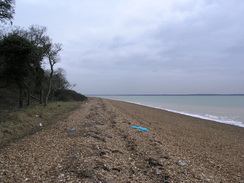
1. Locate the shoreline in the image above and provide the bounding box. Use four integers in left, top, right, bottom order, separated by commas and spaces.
97, 97, 244, 128
126, 101, 244, 128
0, 98, 243, 182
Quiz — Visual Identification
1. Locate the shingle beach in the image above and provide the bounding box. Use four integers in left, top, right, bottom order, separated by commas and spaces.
0, 98, 243, 182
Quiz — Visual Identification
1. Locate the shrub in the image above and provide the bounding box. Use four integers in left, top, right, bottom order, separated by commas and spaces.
54, 89, 87, 102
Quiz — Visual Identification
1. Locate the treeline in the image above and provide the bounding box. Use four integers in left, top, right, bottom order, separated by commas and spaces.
0, 2, 87, 109
0, 26, 87, 108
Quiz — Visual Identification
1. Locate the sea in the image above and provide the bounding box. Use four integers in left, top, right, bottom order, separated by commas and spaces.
93, 95, 244, 128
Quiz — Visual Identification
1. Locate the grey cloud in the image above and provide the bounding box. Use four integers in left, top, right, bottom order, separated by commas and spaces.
13, 0, 244, 94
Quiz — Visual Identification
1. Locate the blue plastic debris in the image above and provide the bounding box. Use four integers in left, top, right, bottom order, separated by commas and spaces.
70, 129, 75, 132
131, 126, 148, 131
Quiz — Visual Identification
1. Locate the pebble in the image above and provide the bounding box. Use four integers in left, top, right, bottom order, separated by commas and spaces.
177, 160, 187, 166
59, 173, 65, 177
25, 178, 30, 181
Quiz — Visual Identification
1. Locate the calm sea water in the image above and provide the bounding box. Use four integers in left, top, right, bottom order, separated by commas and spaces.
94, 95, 244, 128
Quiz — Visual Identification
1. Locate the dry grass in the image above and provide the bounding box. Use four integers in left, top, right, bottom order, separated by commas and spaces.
0, 101, 83, 147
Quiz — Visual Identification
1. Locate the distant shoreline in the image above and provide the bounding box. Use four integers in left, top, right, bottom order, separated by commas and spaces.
88, 94, 244, 96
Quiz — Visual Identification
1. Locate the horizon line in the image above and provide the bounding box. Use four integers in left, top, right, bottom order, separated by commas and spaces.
86, 94, 244, 96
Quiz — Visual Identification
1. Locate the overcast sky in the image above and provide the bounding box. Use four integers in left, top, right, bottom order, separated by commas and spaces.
10, 0, 244, 94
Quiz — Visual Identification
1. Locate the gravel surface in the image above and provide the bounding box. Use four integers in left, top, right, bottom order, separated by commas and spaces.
0, 98, 243, 182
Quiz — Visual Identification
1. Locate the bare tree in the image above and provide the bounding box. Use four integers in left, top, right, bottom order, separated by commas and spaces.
44, 43, 62, 106
50, 68, 71, 101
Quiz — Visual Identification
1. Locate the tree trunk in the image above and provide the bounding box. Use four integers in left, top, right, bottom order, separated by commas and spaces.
39, 88, 43, 104
18, 83, 24, 108
44, 77, 52, 106
25, 84, 31, 106
51, 89, 55, 102
44, 59, 54, 106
